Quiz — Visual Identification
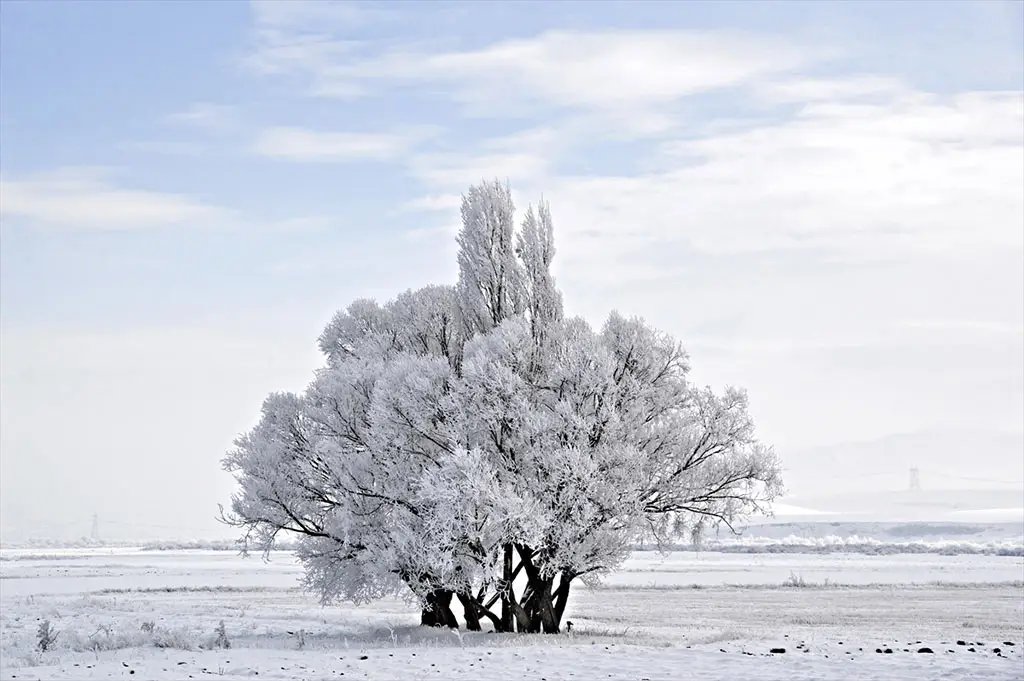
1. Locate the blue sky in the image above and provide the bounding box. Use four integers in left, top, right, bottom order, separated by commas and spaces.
1, 1, 1022, 541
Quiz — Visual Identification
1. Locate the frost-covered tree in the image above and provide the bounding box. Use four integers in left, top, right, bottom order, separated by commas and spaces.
516, 200, 563, 337
223, 179, 783, 636
455, 180, 525, 339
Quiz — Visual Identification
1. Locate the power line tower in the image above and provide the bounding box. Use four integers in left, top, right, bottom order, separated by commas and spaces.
91, 513, 100, 541
908, 467, 922, 492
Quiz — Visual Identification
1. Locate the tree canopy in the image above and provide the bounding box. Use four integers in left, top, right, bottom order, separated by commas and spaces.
223, 179, 782, 634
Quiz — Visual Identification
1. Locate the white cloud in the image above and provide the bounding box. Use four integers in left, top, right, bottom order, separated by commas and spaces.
407, 150, 551, 189
404, 123, 566, 193
247, 22, 820, 114
243, 1, 394, 92
249, 0, 386, 29
120, 140, 205, 156
252, 125, 433, 162
167, 103, 236, 130
399, 194, 463, 212
0, 168, 226, 230
753, 75, 906, 104
425, 86, 1022, 278
264, 215, 338, 232
390, 30, 815, 110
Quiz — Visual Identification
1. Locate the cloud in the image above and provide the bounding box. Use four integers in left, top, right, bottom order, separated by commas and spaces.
407, 150, 551, 189
167, 103, 236, 130
243, 0, 394, 93
242, 2, 1020, 264
399, 194, 462, 213
380, 30, 815, 110
119, 140, 205, 156
0, 167, 227, 230
250, 0, 391, 30
753, 75, 907, 104
243, 0, 1023, 263
420, 85, 1021, 276
263, 215, 338, 232
403, 124, 564, 195
252, 125, 434, 162
246, 19, 820, 113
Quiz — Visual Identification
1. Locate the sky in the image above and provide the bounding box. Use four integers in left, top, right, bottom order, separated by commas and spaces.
1, 0, 1022, 542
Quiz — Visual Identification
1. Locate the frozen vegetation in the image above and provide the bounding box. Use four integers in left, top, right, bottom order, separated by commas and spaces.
221, 181, 782, 634
687, 520, 1024, 556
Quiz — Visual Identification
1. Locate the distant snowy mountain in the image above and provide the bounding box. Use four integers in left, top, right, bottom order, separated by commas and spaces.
775, 488, 1024, 524
779, 428, 1024, 496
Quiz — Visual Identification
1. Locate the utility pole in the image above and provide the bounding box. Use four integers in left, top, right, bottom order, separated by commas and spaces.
908, 467, 921, 492
91, 513, 99, 541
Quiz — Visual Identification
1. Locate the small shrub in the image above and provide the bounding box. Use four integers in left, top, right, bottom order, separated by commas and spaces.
36, 620, 59, 652
140, 621, 155, 634
782, 571, 808, 588
151, 626, 195, 650
213, 620, 231, 649
60, 622, 195, 653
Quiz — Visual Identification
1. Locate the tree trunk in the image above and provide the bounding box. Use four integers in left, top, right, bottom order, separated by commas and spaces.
476, 600, 505, 632
441, 593, 459, 629
518, 582, 537, 632
553, 572, 573, 626
508, 593, 533, 633
511, 545, 570, 634
456, 592, 482, 631
500, 543, 514, 633
514, 544, 548, 633
421, 589, 459, 629
535, 576, 559, 634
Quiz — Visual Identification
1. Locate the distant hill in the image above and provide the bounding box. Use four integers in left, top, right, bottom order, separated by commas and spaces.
779, 488, 1024, 523
737, 519, 1024, 544
779, 428, 1024, 497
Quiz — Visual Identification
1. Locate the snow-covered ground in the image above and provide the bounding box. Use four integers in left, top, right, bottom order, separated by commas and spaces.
608, 551, 1024, 587
2, 545, 1022, 680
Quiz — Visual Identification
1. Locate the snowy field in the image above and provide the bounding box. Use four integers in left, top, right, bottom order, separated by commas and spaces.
2, 545, 1022, 680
